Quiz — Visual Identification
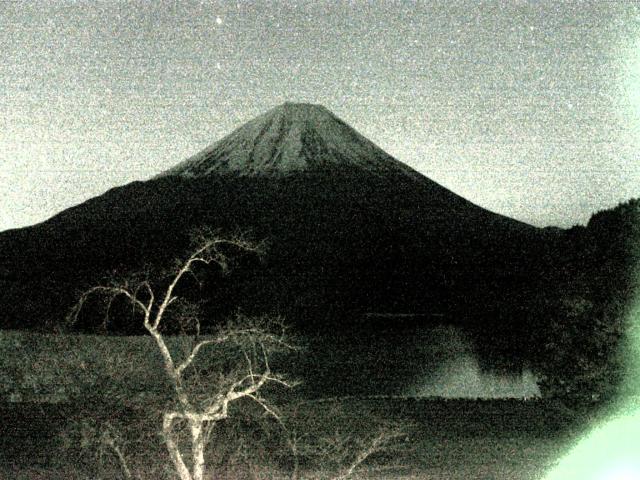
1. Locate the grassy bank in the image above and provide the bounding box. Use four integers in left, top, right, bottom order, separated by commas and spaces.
0, 397, 586, 480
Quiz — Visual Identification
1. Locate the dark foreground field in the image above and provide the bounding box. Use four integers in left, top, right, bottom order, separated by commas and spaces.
0, 397, 588, 480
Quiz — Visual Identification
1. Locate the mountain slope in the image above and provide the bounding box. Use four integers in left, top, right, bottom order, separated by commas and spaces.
160, 102, 424, 180
0, 103, 549, 350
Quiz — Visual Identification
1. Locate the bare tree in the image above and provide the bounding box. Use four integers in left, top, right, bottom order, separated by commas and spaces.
278, 401, 409, 480
68, 230, 297, 480
72, 418, 134, 480
329, 424, 406, 480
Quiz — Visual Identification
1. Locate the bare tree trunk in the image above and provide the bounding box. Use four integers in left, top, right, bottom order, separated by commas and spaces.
163, 413, 193, 480
113, 443, 133, 480
103, 434, 133, 480
191, 418, 206, 480
291, 444, 300, 480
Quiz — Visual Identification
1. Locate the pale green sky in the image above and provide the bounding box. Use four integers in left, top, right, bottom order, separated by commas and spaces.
1, 0, 639, 231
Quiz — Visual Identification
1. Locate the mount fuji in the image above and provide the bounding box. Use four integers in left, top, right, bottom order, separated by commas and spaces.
0, 103, 550, 358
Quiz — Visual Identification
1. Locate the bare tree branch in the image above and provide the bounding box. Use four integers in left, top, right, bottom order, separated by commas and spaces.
67, 285, 151, 330
175, 338, 220, 376
331, 425, 406, 480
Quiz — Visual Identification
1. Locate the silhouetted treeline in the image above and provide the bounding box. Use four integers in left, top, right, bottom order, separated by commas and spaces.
528, 198, 640, 406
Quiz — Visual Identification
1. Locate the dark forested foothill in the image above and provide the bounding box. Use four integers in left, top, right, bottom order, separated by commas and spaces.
525, 199, 640, 407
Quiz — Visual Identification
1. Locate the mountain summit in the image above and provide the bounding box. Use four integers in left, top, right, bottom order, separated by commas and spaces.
161, 102, 420, 178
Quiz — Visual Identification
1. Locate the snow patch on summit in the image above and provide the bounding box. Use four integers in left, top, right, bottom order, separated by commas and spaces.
159, 103, 423, 179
